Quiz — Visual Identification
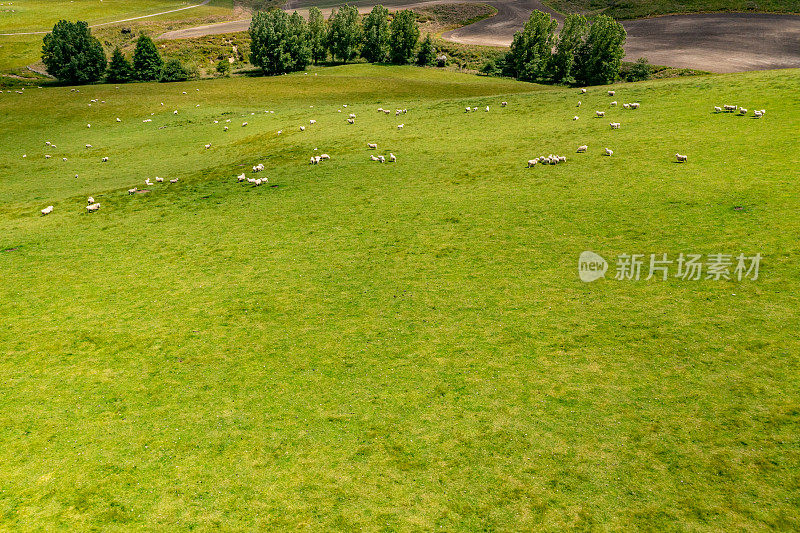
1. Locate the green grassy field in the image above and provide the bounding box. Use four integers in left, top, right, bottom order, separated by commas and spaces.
544, 0, 799, 19
1, 65, 799, 530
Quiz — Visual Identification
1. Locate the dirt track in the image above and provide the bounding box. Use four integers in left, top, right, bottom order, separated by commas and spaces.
157, 1, 800, 73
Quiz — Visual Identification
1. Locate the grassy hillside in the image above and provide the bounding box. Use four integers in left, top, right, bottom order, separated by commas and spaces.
1, 65, 799, 530
544, 0, 800, 19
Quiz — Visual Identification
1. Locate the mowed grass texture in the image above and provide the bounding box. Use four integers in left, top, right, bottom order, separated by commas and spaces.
1, 65, 799, 530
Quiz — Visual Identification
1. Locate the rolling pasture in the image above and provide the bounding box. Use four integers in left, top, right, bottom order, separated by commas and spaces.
1, 65, 799, 529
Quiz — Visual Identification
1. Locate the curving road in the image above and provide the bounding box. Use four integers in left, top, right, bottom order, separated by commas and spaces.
157, 1, 800, 73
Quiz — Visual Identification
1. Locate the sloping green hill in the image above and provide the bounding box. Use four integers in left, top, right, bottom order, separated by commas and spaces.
0, 65, 798, 530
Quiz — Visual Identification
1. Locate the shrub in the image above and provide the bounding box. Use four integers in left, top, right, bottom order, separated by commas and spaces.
41, 20, 107, 84
106, 47, 133, 83
417, 33, 435, 66
216, 59, 231, 77
160, 59, 190, 82
133, 35, 163, 81
627, 57, 652, 81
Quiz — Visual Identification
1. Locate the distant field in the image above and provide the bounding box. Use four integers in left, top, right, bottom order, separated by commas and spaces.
543, 0, 800, 19
0, 64, 798, 530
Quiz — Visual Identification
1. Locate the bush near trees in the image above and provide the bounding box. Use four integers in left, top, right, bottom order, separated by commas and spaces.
389, 9, 420, 64
106, 47, 133, 83
41, 20, 107, 84
417, 33, 435, 66
308, 6, 328, 64
627, 56, 652, 81
160, 59, 190, 82
133, 35, 163, 81
328, 5, 362, 63
249, 10, 311, 75
362, 5, 390, 63
216, 59, 231, 77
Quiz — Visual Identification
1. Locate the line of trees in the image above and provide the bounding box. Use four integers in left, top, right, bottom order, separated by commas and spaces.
503, 11, 628, 86
41, 20, 192, 84
249, 5, 431, 75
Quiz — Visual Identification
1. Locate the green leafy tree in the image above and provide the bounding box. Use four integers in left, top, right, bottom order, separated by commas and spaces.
249, 10, 310, 75
160, 59, 190, 82
41, 20, 107, 84
416, 33, 435, 66
105, 47, 133, 83
362, 5, 390, 63
552, 14, 588, 85
132, 35, 163, 81
308, 6, 328, 64
388, 9, 419, 64
328, 5, 362, 63
507, 10, 557, 82
574, 15, 627, 86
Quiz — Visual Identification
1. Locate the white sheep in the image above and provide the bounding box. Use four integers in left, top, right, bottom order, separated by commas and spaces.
370, 155, 379, 161
389, 153, 396, 162
128, 188, 137, 195
367, 143, 377, 149
86, 203, 100, 212
169, 178, 179, 183
714, 106, 722, 112
224, 126, 229, 131
738, 108, 748, 115
527, 159, 537, 168
604, 148, 613, 156
145, 178, 152, 186
378, 155, 385, 163
85, 144, 92, 148
465, 107, 470, 113
300, 126, 305, 131
41, 205, 53, 216
87, 197, 95, 204
596, 111, 605, 117
573, 116, 579, 121
242, 122, 248, 127
501, 102, 507, 107
754, 110, 763, 118
156, 177, 164, 183
87, 123, 91, 128
310, 156, 318, 165
610, 122, 620, 129
581, 88, 587, 94
62, 157, 67, 162
485, 106, 489, 112
205, 144, 211, 149
45, 141, 51, 146
397, 124, 404, 129
173, 110, 178, 115
630, 102, 640, 109
116, 118, 121, 122
608, 90, 615, 96
347, 118, 355, 124
320, 154, 330, 160
610, 101, 617, 106
577, 145, 587, 153
45, 155, 51, 159
577, 101, 581, 107
237, 173, 246, 181
623, 103, 630, 109
675, 153, 688, 162
310, 119, 316, 124
102, 157, 108, 162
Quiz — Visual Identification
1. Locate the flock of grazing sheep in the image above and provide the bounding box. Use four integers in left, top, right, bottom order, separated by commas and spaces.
33, 82, 768, 217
